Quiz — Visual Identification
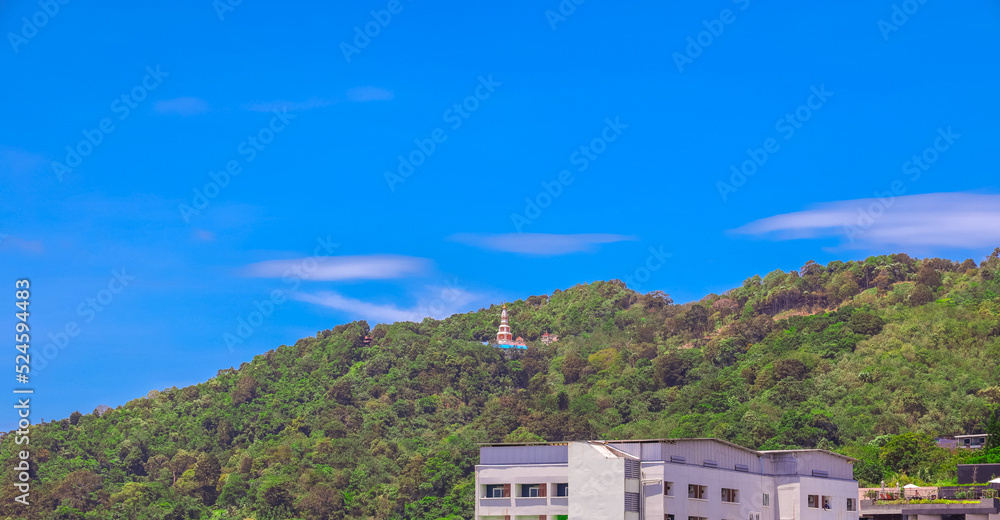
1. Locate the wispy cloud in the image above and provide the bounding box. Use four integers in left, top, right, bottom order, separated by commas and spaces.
346, 86, 394, 102
449, 232, 639, 255
241, 255, 431, 281
244, 87, 392, 112
244, 98, 336, 113
191, 229, 216, 242
0, 235, 43, 254
733, 192, 1000, 249
293, 285, 480, 323
153, 96, 211, 116
0, 147, 46, 174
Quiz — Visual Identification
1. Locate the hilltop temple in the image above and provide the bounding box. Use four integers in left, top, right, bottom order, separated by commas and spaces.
494, 304, 527, 349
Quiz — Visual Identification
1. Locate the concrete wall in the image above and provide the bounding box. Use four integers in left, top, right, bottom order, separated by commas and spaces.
641, 461, 774, 520
777, 475, 859, 520
476, 440, 858, 520
475, 463, 568, 518
568, 442, 625, 520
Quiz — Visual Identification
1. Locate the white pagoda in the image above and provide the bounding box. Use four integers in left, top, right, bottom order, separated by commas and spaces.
495, 303, 527, 349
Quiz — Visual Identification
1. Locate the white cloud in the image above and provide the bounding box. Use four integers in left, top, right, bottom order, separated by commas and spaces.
240, 255, 430, 281
244, 87, 391, 112
346, 86, 394, 102
449, 232, 639, 255
0, 235, 43, 254
244, 98, 336, 112
191, 229, 216, 242
153, 97, 211, 116
733, 192, 1000, 249
293, 285, 481, 323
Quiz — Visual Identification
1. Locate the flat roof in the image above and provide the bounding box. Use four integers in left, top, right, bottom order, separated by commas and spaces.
759, 449, 859, 463
480, 438, 857, 462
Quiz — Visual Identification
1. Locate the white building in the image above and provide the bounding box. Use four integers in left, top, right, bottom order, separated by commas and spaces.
475, 438, 859, 520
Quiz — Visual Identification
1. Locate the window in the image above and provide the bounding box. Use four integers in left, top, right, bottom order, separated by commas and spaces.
626, 459, 641, 479
688, 484, 707, 499
722, 488, 739, 503
666, 515, 674, 520
689, 516, 708, 520
520, 484, 540, 497
735, 463, 750, 472
847, 498, 857, 511
665, 482, 673, 496
763, 493, 770, 507
822, 496, 831, 510
808, 495, 819, 509
625, 492, 640, 512
485, 484, 506, 498
704, 459, 719, 468
556, 483, 569, 497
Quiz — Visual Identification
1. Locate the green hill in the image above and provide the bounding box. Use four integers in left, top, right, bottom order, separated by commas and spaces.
3, 250, 1000, 520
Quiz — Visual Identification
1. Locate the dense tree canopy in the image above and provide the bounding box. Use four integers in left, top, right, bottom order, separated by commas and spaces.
2, 251, 1000, 519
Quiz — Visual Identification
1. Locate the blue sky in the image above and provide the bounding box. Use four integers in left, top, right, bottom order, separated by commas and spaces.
1, 0, 999, 428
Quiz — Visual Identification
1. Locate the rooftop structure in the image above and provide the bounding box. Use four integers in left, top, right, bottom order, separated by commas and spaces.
540, 332, 559, 345
936, 433, 990, 450
475, 438, 859, 520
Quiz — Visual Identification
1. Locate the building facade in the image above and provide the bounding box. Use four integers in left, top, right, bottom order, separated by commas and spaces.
475, 438, 859, 520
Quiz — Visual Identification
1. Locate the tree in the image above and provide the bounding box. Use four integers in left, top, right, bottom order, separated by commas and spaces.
772, 359, 808, 381
985, 406, 1000, 453
233, 374, 258, 404
110, 482, 162, 520
503, 426, 545, 443
873, 269, 892, 295
50, 470, 103, 510
909, 284, 934, 306
917, 265, 942, 288
847, 310, 885, 336
297, 483, 342, 520
878, 432, 935, 475
169, 450, 197, 485
561, 354, 587, 384
194, 453, 221, 504
683, 305, 710, 335
217, 474, 249, 508
712, 298, 739, 321
653, 350, 694, 387
69, 410, 82, 425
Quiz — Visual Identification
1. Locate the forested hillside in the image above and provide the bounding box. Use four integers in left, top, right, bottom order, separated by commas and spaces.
3, 250, 1000, 520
